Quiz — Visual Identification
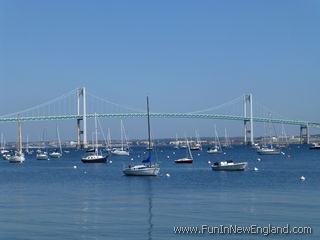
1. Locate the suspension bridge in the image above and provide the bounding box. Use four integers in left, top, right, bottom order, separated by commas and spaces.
0, 88, 319, 147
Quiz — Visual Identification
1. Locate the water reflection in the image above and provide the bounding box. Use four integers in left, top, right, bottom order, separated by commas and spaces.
144, 178, 154, 240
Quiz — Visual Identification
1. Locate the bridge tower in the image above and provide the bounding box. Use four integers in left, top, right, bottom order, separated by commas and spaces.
243, 94, 254, 145
300, 125, 310, 144
76, 87, 88, 149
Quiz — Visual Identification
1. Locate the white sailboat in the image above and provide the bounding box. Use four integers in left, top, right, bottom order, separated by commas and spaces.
123, 97, 160, 176
36, 130, 49, 160
49, 126, 63, 158
111, 120, 130, 156
174, 133, 179, 149
175, 137, 193, 164
25, 136, 33, 155
9, 117, 25, 163
207, 125, 223, 153
1, 133, 9, 155
81, 113, 108, 163
190, 130, 202, 150
257, 120, 280, 155
222, 128, 232, 148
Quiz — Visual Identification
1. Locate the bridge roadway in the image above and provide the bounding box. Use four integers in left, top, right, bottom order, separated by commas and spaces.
0, 113, 319, 128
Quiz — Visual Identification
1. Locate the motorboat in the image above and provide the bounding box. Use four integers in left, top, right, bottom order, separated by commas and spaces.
257, 146, 281, 155
211, 160, 247, 171
310, 143, 320, 150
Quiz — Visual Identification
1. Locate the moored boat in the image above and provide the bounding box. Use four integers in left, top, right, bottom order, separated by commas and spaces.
123, 97, 160, 176
211, 160, 247, 171
310, 143, 320, 150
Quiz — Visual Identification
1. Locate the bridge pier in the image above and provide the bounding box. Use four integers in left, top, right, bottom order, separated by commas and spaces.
300, 125, 310, 144
243, 94, 254, 145
76, 87, 88, 149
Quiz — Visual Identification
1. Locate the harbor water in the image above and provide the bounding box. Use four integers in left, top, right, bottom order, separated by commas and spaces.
0, 144, 319, 240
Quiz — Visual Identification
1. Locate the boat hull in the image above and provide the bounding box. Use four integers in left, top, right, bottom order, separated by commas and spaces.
36, 155, 49, 160
81, 156, 107, 163
212, 162, 247, 171
9, 156, 25, 163
175, 158, 193, 164
112, 150, 129, 156
257, 150, 281, 155
123, 166, 160, 176
49, 153, 62, 158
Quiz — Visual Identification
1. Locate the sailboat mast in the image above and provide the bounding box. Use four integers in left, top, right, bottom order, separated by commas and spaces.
95, 113, 98, 154
18, 117, 22, 154
120, 120, 124, 151
57, 126, 62, 154
147, 96, 151, 157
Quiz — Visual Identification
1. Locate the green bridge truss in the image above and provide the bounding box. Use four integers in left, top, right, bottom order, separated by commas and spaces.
0, 113, 319, 128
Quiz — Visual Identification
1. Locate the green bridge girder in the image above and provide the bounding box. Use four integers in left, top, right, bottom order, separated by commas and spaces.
0, 113, 320, 128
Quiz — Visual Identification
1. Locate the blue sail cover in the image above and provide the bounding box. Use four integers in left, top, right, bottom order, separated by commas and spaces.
142, 156, 152, 163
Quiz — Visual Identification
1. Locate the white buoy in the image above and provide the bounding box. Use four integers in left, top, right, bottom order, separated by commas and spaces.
84, 171, 87, 174
131, 158, 134, 161
300, 176, 306, 181
253, 167, 259, 171
138, 155, 140, 158
223, 152, 226, 155
143, 152, 146, 154
257, 158, 261, 161
197, 153, 200, 156
109, 160, 112, 164
173, 152, 175, 155
208, 161, 211, 164
166, 173, 170, 177
73, 165, 77, 169
281, 152, 285, 155
167, 155, 170, 159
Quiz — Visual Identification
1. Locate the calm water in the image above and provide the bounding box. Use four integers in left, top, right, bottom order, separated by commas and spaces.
0, 145, 319, 240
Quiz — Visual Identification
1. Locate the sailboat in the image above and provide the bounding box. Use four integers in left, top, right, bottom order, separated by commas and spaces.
207, 125, 223, 153
105, 128, 112, 152
123, 97, 160, 176
190, 130, 202, 150
1, 133, 9, 155
9, 117, 25, 163
257, 119, 281, 155
49, 126, 63, 158
222, 128, 232, 148
174, 133, 179, 149
111, 120, 130, 156
25, 136, 33, 155
175, 137, 193, 163
81, 113, 108, 163
36, 130, 49, 160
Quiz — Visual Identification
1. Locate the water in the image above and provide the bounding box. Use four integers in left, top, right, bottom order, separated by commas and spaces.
0, 145, 319, 240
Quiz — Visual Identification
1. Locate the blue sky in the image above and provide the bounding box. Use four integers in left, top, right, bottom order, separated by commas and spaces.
0, 0, 320, 141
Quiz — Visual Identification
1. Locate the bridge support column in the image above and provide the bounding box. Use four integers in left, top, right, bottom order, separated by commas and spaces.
300, 125, 310, 144
243, 94, 254, 145
76, 87, 88, 149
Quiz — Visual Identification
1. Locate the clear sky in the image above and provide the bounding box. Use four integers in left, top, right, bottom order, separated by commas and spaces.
0, 0, 320, 141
